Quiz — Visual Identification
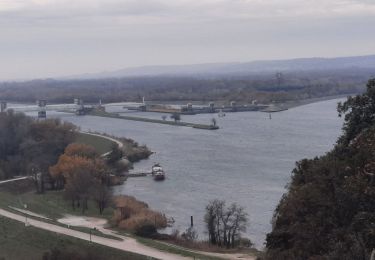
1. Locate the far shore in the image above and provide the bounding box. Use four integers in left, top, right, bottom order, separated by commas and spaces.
278, 93, 357, 111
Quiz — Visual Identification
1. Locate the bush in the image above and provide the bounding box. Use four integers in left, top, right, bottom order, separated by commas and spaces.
112, 195, 167, 233
181, 226, 198, 241
134, 223, 157, 237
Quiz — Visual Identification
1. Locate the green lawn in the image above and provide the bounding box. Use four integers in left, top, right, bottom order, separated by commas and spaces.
0, 191, 113, 222
75, 132, 115, 155
0, 217, 151, 260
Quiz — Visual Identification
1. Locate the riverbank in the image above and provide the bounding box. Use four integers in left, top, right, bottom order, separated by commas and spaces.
0, 179, 255, 259
279, 93, 354, 110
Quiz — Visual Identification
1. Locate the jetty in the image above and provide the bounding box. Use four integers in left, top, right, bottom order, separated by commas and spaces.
88, 110, 219, 130
125, 172, 151, 178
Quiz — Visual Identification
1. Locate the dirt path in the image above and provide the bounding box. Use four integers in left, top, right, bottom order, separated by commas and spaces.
0, 208, 188, 260
57, 215, 256, 260
8, 206, 52, 220
0, 176, 29, 185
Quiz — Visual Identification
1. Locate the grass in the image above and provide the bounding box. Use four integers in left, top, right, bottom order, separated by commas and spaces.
0, 216, 151, 260
0, 181, 122, 241
75, 132, 115, 155
0, 180, 114, 221
0, 188, 114, 221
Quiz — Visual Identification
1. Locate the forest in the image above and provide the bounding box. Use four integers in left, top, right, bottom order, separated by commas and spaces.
0, 68, 372, 105
265, 79, 375, 259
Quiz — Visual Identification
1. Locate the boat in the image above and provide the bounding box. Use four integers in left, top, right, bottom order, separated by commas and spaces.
152, 163, 165, 181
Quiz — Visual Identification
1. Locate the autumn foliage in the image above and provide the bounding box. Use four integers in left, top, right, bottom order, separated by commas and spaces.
49, 143, 111, 214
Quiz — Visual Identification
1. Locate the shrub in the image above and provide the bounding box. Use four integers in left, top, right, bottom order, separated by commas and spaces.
134, 223, 157, 237
113, 195, 167, 233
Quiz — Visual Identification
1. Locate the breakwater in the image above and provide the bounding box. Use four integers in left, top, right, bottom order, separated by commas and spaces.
89, 110, 219, 130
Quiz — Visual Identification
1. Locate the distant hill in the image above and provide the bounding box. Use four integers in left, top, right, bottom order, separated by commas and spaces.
68, 55, 375, 79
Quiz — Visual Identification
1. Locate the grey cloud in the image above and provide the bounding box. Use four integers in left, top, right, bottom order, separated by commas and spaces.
0, 0, 374, 80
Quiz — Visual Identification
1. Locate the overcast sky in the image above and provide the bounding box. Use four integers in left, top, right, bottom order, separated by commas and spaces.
0, 0, 375, 80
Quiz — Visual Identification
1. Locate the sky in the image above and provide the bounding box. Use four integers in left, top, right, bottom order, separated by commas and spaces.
0, 0, 375, 80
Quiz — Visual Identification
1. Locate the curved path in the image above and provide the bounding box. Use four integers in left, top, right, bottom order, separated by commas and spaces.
0, 176, 29, 185
0, 208, 188, 260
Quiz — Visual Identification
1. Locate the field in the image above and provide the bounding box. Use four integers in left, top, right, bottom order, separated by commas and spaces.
75, 132, 115, 155
0, 180, 113, 221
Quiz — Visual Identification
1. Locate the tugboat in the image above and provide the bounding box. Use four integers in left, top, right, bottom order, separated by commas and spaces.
152, 163, 165, 181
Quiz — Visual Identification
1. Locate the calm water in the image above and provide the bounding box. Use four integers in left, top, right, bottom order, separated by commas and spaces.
37, 99, 343, 248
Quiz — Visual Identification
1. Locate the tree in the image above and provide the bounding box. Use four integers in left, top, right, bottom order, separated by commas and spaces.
91, 182, 112, 214
50, 145, 111, 214
204, 200, 249, 248
0, 111, 75, 192
266, 78, 375, 260
62, 157, 96, 213
181, 226, 198, 241
106, 143, 123, 165
170, 113, 181, 122
338, 78, 375, 145
64, 143, 98, 159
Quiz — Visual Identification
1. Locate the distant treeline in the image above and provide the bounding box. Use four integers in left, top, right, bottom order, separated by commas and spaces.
0, 68, 372, 104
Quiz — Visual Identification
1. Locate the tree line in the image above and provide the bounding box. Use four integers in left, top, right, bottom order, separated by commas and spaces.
0, 110, 75, 183
0, 68, 369, 105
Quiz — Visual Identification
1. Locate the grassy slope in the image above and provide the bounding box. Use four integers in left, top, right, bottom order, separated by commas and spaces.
74, 132, 115, 155
0, 183, 113, 220
0, 188, 218, 260
0, 217, 149, 260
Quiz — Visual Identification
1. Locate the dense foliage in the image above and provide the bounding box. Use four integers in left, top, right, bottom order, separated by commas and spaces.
265, 79, 375, 259
0, 111, 75, 180
50, 143, 112, 214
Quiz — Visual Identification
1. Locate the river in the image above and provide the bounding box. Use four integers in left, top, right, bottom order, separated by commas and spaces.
34, 98, 344, 249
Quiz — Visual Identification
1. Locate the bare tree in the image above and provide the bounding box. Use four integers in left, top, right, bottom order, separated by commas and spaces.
91, 182, 112, 214
204, 200, 249, 248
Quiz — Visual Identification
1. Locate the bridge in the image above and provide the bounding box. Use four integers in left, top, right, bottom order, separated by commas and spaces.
1, 99, 85, 118
102, 97, 146, 111
0, 98, 147, 118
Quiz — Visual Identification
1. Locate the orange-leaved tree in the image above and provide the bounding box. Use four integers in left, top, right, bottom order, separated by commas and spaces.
49, 143, 111, 214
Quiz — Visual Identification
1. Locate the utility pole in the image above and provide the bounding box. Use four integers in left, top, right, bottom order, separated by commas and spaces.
24, 204, 28, 226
